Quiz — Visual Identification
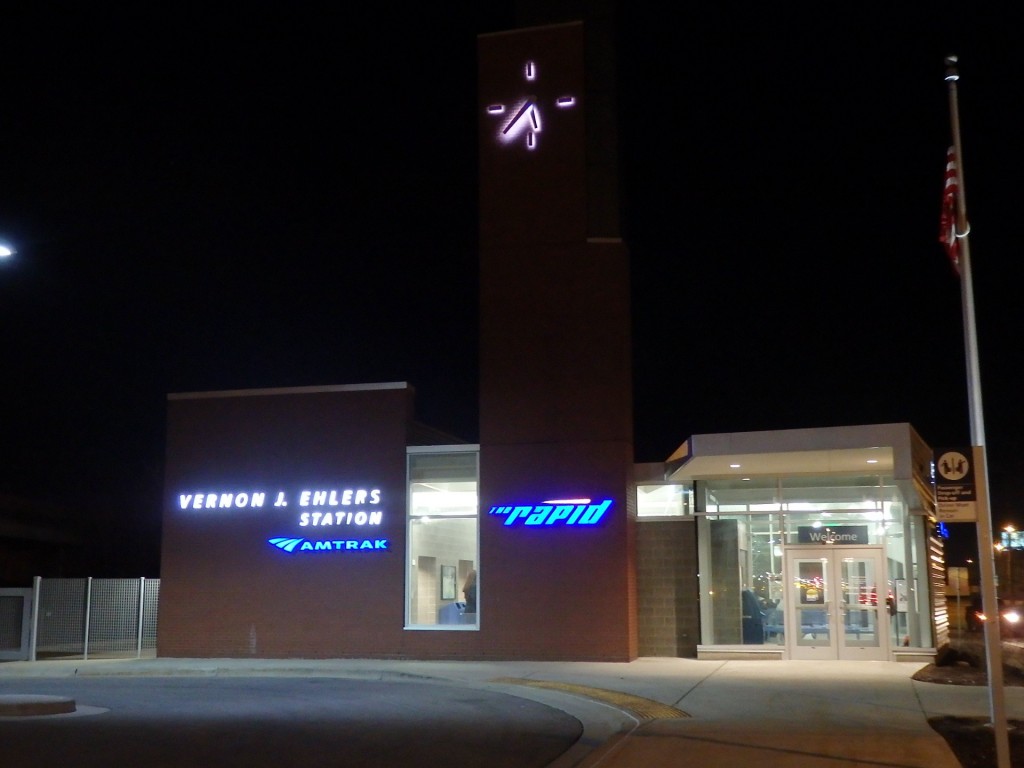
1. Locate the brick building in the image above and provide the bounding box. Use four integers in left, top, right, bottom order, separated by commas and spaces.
157, 21, 946, 663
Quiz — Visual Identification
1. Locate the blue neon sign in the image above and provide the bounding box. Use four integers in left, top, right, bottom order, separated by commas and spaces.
268, 537, 389, 553
489, 498, 612, 527
174, 481, 391, 556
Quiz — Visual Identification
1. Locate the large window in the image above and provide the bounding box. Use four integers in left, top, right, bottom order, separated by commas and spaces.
636, 483, 690, 517
406, 447, 479, 629
695, 474, 925, 648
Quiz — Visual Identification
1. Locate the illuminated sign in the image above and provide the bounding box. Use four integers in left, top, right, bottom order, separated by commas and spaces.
1001, 529, 1024, 551
797, 525, 869, 545
176, 485, 389, 556
177, 487, 384, 529
269, 537, 389, 553
489, 498, 612, 527
178, 488, 381, 511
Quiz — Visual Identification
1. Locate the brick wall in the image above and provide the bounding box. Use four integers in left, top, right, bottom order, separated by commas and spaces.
478, 441, 637, 661
636, 520, 700, 657
158, 385, 414, 659
476, 22, 636, 661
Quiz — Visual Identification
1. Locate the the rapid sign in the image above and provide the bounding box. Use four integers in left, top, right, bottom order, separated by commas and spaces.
488, 498, 612, 527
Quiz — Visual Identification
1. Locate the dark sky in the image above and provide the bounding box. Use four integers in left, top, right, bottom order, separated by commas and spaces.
1, 5, 1021, 572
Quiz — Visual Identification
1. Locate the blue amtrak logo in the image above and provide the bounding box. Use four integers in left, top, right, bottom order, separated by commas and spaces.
268, 537, 389, 553
488, 498, 612, 527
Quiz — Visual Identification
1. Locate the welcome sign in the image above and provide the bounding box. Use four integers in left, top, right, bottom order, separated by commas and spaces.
797, 525, 870, 545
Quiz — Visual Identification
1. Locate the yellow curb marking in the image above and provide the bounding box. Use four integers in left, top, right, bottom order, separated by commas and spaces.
490, 677, 689, 720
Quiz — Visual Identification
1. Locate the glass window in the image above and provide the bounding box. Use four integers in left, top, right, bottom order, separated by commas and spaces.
695, 473, 915, 649
780, 475, 901, 512
697, 513, 784, 645
905, 514, 934, 648
701, 477, 781, 514
637, 483, 689, 517
406, 448, 479, 629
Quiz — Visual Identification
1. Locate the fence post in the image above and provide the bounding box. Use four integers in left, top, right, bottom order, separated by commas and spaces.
29, 576, 41, 662
137, 577, 146, 658
83, 576, 92, 660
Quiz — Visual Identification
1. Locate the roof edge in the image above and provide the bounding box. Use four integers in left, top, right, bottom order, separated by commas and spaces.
168, 382, 412, 401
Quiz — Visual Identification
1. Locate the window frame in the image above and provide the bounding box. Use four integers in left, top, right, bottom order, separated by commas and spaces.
405, 445, 480, 631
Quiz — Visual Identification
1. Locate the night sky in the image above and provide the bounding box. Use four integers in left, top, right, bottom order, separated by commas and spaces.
1, 4, 1021, 573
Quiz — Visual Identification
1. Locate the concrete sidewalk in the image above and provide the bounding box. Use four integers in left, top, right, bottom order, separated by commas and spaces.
1, 656, 1019, 767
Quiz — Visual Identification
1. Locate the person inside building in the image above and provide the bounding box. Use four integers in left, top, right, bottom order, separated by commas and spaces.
741, 588, 765, 644
463, 569, 477, 614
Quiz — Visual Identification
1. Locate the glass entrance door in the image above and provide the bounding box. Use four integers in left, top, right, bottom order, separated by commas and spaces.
785, 548, 888, 660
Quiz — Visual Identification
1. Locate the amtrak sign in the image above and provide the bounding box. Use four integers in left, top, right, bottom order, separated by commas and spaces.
176, 485, 389, 555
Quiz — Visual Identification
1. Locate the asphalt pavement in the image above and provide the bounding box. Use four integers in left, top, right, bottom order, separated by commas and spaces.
1, 656, 1021, 767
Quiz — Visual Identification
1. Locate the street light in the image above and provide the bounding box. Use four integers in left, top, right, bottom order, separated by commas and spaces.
0, 242, 15, 259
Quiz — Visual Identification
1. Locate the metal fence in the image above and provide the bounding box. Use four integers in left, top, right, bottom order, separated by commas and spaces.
5, 577, 160, 661
0, 588, 33, 661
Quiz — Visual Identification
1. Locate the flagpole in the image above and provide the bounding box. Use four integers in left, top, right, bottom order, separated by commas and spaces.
945, 54, 1011, 768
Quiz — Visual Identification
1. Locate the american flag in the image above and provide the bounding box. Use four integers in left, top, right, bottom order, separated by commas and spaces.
939, 145, 960, 275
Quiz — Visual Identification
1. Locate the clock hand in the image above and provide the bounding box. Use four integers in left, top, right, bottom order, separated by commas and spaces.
502, 100, 534, 135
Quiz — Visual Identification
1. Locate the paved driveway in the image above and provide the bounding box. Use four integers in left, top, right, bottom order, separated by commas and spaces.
0, 676, 582, 768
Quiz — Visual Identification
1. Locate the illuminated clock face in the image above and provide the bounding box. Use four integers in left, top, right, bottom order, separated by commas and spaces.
485, 60, 576, 150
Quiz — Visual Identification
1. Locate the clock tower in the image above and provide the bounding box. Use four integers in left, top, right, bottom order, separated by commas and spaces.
477, 20, 636, 660
479, 23, 587, 246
